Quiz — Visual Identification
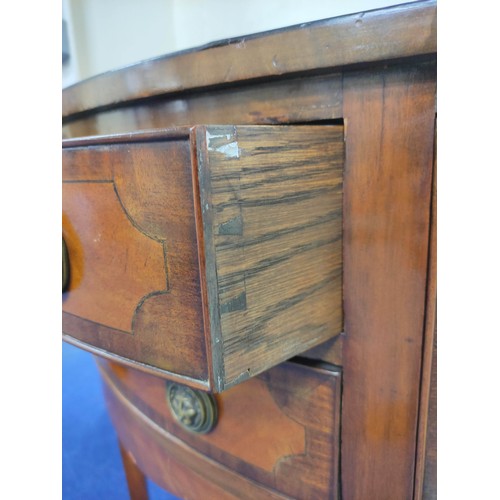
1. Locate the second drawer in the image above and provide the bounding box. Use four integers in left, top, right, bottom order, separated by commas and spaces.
99, 359, 341, 499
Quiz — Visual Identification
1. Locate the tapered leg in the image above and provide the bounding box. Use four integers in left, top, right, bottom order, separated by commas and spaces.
119, 441, 149, 500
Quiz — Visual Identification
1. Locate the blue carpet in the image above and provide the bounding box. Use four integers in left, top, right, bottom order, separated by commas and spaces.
62, 342, 179, 499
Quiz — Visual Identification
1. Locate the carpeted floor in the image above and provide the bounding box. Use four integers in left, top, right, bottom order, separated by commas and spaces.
62, 342, 179, 499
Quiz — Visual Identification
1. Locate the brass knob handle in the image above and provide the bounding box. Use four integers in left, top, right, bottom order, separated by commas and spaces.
62, 237, 70, 292
166, 383, 218, 434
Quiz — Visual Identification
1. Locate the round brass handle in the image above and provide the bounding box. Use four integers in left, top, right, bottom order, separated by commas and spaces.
166, 383, 218, 434
62, 237, 70, 292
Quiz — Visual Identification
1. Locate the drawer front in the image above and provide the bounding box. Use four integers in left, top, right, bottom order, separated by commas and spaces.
63, 126, 344, 391
63, 131, 209, 383
99, 359, 341, 499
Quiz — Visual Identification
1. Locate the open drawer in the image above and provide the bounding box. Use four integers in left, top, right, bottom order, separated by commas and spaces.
62, 125, 344, 392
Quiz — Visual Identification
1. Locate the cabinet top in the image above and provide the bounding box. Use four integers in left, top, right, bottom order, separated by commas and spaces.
62, 0, 436, 120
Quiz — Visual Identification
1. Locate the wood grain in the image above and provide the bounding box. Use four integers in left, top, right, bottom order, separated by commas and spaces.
340, 63, 436, 499
62, 1, 436, 118
194, 125, 344, 390
100, 359, 341, 499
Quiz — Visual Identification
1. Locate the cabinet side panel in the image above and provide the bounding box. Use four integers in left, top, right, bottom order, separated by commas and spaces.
341, 63, 436, 499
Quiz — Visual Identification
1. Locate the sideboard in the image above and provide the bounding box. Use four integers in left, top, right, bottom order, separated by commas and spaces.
62, 1, 437, 498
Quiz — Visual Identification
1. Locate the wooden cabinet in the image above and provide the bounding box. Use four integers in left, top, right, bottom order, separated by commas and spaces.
62, 1, 437, 498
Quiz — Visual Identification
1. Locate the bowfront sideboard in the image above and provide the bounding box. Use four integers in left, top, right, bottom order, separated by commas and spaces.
62, 2, 437, 498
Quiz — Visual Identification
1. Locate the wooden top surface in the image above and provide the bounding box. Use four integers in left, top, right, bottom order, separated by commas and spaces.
62, 0, 436, 119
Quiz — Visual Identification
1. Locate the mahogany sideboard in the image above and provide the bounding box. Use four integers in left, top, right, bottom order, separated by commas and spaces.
62, 2, 437, 498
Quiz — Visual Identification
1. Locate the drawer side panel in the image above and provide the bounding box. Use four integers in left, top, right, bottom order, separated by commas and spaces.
195, 125, 344, 390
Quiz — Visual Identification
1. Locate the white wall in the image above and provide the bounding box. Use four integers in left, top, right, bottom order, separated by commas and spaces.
62, 0, 82, 88
64, 0, 176, 87
63, 0, 419, 87
170, 0, 418, 53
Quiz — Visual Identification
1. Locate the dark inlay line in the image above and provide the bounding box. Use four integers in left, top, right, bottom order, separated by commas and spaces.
112, 182, 166, 244
131, 289, 171, 334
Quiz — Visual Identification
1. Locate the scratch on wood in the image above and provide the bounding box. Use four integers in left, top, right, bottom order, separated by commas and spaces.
220, 291, 247, 314
218, 215, 243, 235
206, 130, 240, 158
230, 368, 251, 386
